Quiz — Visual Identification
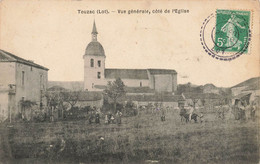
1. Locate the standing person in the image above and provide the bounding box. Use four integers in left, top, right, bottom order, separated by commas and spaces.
189, 104, 194, 122
161, 107, 166, 121
89, 111, 94, 124
116, 110, 122, 124
104, 114, 108, 124
239, 101, 246, 120
95, 112, 100, 124
110, 115, 115, 124
108, 111, 112, 124
251, 102, 256, 121
156, 106, 160, 116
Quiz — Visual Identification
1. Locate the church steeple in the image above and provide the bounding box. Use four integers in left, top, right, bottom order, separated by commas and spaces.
92, 20, 98, 41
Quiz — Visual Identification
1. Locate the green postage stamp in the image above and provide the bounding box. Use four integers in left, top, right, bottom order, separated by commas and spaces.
214, 10, 250, 53
200, 9, 251, 61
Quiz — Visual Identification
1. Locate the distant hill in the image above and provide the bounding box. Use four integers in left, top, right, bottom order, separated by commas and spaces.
231, 77, 260, 90
203, 83, 216, 88
177, 83, 203, 94
48, 81, 84, 91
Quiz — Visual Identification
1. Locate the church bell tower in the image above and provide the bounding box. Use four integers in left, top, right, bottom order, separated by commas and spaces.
83, 21, 106, 91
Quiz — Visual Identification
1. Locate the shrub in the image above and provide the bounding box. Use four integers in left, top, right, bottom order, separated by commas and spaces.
33, 110, 46, 122
124, 101, 138, 117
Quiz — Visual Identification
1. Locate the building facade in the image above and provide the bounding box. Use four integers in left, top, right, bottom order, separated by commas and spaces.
231, 77, 260, 105
83, 21, 177, 93
0, 50, 48, 121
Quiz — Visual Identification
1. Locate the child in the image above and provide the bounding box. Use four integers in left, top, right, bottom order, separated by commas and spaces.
110, 115, 115, 124
105, 114, 108, 124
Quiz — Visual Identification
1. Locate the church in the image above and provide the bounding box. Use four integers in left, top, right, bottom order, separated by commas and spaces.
83, 21, 177, 93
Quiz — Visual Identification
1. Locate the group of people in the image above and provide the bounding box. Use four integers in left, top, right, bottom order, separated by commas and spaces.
104, 110, 122, 124
233, 100, 257, 121
88, 109, 101, 124
88, 108, 123, 125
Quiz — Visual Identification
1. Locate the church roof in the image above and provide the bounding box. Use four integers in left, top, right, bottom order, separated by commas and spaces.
104, 68, 177, 80
125, 95, 182, 102
0, 49, 49, 70
85, 41, 105, 57
84, 21, 105, 57
147, 69, 177, 75
92, 21, 98, 34
105, 69, 149, 79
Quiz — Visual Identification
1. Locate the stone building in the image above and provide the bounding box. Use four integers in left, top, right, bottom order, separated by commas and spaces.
83, 21, 177, 92
231, 77, 260, 105
0, 50, 48, 121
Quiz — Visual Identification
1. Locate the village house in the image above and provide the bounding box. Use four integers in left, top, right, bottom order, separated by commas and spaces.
231, 77, 260, 105
125, 94, 181, 109
0, 50, 48, 121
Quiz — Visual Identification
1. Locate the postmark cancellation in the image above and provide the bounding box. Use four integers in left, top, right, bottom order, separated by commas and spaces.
200, 9, 252, 61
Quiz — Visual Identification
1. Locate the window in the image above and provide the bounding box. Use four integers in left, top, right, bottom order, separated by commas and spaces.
22, 71, 25, 86
92, 83, 94, 88
98, 60, 101, 67
97, 72, 101, 79
140, 81, 142, 87
90, 59, 94, 67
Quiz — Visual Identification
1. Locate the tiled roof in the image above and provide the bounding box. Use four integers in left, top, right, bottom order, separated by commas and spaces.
78, 91, 102, 101
231, 77, 260, 88
125, 87, 155, 93
148, 69, 177, 75
242, 84, 260, 91
48, 81, 84, 91
95, 85, 155, 93
233, 92, 252, 99
52, 91, 103, 101
105, 68, 177, 80
105, 69, 149, 79
0, 49, 49, 70
183, 92, 221, 99
94, 85, 106, 90
125, 95, 182, 102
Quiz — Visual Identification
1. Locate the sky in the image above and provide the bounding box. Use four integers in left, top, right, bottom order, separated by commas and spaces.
0, 0, 259, 87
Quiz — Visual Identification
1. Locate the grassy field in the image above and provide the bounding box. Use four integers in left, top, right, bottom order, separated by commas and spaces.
0, 109, 259, 164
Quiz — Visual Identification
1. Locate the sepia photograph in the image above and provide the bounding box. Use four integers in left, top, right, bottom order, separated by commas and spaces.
0, 0, 259, 163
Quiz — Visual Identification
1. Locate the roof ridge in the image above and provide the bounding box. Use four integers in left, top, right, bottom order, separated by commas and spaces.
0, 49, 48, 70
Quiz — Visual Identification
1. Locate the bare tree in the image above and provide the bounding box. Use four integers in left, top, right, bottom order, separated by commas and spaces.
45, 91, 70, 120
63, 91, 81, 110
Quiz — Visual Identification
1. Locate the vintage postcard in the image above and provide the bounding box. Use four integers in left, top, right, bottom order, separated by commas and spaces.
0, 0, 259, 163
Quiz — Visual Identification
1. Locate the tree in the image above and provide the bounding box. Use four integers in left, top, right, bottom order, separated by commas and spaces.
63, 91, 81, 110
45, 91, 69, 120
104, 78, 126, 113
45, 91, 59, 121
